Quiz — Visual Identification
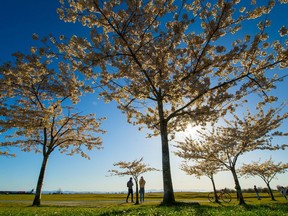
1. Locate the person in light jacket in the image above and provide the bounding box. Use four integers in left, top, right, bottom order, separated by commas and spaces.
139, 176, 146, 203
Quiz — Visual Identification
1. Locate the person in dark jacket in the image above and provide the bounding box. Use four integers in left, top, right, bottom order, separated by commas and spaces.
254, 185, 261, 200
126, 177, 134, 202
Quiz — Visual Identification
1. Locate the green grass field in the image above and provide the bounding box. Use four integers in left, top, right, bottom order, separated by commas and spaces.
0, 192, 287, 215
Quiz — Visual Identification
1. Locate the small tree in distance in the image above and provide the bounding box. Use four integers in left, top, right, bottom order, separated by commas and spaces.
181, 160, 223, 203
108, 157, 159, 205
239, 158, 288, 201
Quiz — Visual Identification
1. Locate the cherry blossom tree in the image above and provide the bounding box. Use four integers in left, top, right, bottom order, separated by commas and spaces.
56, 0, 288, 204
239, 158, 288, 201
181, 160, 223, 203
0, 47, 106, 206
108, 157, 159, 205
175, 105, 288, 205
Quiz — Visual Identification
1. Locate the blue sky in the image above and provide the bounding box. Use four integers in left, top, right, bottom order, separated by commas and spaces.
0, 0, 288, 193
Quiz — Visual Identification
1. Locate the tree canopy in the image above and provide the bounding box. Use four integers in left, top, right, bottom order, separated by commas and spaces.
181, 160, 222, 180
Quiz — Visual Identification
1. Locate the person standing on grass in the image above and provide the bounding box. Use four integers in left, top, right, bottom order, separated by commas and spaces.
254, 185, 261, 200
280, 186, 287, 200
126, 177, 134, 203
139, 176, 146, 203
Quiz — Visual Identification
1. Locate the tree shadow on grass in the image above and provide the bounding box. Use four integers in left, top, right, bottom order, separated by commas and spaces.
98, 202, 203, 216
98, 202, 288, 216
241, 203, 288, 211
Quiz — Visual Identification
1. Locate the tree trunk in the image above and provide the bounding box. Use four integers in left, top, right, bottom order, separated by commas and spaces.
135, 180, 139, 205
266, 182, 276, 201
211, 176, 220, 203
158, 100, 175, 205
32, 154, 49, 206
231, 167, 246, 205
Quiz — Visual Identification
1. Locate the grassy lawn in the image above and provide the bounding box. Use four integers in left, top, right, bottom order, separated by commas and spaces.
0, 192, 287, 215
